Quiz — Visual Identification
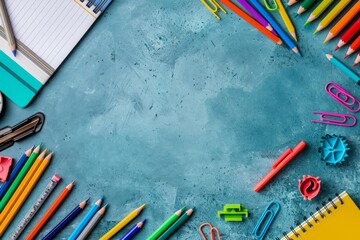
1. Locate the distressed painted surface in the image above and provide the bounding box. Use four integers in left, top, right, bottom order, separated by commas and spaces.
1, 0, 360, 239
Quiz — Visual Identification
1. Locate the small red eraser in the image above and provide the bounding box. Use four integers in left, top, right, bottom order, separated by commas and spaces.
0, 156, 13, 182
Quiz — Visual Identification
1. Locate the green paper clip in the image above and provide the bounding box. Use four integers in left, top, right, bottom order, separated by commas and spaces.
218, 204, 249, 222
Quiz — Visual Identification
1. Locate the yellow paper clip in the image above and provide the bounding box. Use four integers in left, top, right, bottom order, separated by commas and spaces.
200, 0, 227, 20
199, 223, 221, 240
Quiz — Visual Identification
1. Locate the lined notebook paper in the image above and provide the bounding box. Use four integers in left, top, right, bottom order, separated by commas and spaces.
279, 191, 360, 239
0, 0, 112, 107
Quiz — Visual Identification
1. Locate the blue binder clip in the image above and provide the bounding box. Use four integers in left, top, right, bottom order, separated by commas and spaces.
252, 201, 280, 240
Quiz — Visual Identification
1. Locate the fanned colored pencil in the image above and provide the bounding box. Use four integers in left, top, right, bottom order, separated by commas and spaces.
248, 0, 301, 55
275, 0, 297, 41
344, 36, 360, 59
288, 0, 299, 6
314, 0, 351, 34
325, 53, 360, 84
237, 0, 277, 35
100, 204, 146, 240
335, 17, 360, 51
77, 205, 108, 240
324, 1, 360, 42
25, 181, 75, 240
305, 0, 334, 25
297, 0, 316, 15
353, 52, 360, 67
146, 207, 186, 240
69, 197, 103, 240
0, 152, 52, 236
0, 146, 33, 200
0, 146, 40, 211
158, 208, 195, 240
42, 199, 88, 240
9, 174, 61, 240
119, 220, 146, 240
219, 0, 283, 45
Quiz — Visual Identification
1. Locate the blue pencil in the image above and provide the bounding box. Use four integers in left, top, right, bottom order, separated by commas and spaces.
119, 220, 146, 240
248, 0, 301, 56
68, 197, 103, 240
326, 53, 360, 84
0, 146, 33, 200
42, 199, 88, 240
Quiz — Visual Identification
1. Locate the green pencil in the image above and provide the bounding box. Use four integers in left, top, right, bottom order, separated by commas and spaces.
158, 208, 195, 240
297, 0, 315, 15
146, 207, 185, 240
0, 145, 40, 212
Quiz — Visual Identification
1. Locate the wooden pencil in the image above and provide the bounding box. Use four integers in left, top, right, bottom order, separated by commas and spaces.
335, 17, 360, 51
25, 181, 75, 240
76, 205, 108, 240
353, 52, 360, 67
287, 0, 299, 6
0, 0, 16, 56
305, 0, 334, 25
345, 36, 360, 59
325, 53, 360, 84
297, 0, 316, 15
324, 1, 360, 42
276, 0, 297, 41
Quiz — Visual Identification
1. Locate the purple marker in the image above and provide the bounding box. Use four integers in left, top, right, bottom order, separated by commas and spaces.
237, 0, 278, 36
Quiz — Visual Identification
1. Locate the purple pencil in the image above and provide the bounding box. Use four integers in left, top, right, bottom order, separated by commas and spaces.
237, 0, 277, 36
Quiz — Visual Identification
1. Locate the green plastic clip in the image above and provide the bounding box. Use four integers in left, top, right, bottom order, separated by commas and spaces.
217, 204, 249, 222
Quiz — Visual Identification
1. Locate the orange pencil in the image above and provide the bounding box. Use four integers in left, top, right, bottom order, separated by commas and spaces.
353, 52, 360, 66
25, 181, 75, 240
219, 0, 282, 45
324, 1, 360, 42
345, 36, 360, 59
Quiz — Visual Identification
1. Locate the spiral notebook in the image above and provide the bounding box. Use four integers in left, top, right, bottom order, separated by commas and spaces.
279, 191, 360, 239
0, 0, 112, 107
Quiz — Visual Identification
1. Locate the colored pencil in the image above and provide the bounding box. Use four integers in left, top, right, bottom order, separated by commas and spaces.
0, 149, 45, 224
297, 0, 316, 15
324, 1, 360, 42
287, 0, 298, 6
248, 0, 301, 55
100, 204, 146, 240
42, 199, 88, 240
9, 174, 61, 240
275, 0, 297, 41
305, 0, 334, 25
77, 205, 108, 240
344, 35, 360, 59
353, 52, 360, 67
0, 0, 16, 56
237, 0, 277, 35
119, 220, 146, 240
0, 152, 52, 236
219, 0, 283, 45
0, 145, 40, 211
158, 208, 195, 240
146, 207, 186, 240
335, 17, 360, 50
325, 53, 360, 84
69, 197, 103, 240
0, 146, 33, 200
25, 181, 75, 240
314, 0, 351, 34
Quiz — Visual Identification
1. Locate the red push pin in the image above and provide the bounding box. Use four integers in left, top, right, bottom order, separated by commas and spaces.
0, 156, 12, 182
298, 175, 321, 200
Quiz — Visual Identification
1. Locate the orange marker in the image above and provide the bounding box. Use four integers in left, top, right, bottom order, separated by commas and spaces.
25, 181, 75, 240
324, 1, 360, 43
344, 36, 360, 59
219, 0, 282, 45
254, 141, 307, 192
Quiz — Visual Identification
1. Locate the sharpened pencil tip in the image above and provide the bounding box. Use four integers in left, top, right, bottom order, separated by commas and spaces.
12, 50, 16, 57
313, 29, 318, 35
304, 21, 309, 26
334, 46, 339, 51
344, 54, 349, 59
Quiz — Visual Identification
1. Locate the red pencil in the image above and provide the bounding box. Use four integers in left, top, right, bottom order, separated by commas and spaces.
335, 17, 360, 51
353, 52, 360, 67
219, 0, 282, 45
344, 35, 360, 59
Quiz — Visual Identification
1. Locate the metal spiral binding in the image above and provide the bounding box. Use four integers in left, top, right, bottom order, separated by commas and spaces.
280, 193, 343, 240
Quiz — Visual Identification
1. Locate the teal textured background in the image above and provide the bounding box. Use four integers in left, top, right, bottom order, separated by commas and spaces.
1, 0, 360, 239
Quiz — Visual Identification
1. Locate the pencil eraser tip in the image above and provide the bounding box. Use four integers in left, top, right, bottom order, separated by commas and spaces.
52, 174, 62, 182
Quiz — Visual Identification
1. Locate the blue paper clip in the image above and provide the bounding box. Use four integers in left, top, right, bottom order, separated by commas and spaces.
252, 201, 280, 240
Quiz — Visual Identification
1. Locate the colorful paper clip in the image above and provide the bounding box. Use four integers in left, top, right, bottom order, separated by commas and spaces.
0, 112, 45, 151
325, 82, 360, 113
200, 0, 227, 20
298, 175, 321, 200
252, 201, 280, 240
312, 111, 356, 127
199, 223, 221, 240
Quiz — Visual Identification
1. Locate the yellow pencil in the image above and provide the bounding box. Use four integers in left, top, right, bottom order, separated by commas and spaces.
99, 204, 146, 240
0, 152, 52, 236
314, 0, 351, 34
0, 149, 47, 225
276, 0, 297, 41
